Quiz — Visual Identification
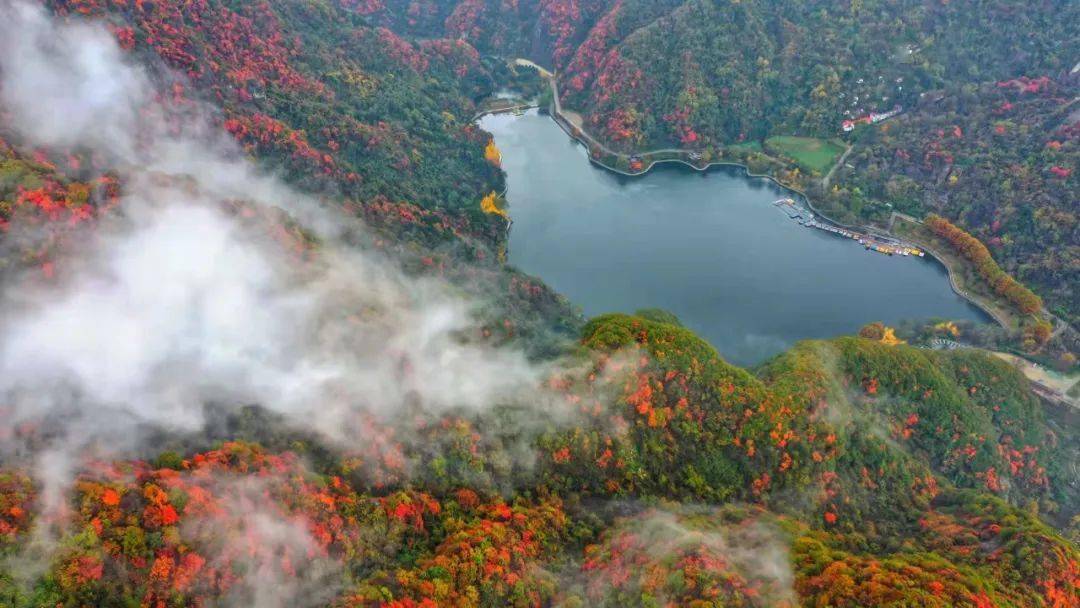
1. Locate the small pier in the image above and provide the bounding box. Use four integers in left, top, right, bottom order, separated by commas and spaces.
773, 198, 924, 258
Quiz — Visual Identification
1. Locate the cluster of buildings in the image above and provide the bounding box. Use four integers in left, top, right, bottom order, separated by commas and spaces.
842, 104, 903, 132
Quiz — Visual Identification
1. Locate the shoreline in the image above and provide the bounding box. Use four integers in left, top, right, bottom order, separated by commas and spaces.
546, 107, 1007, 328
470, 102, 537, 123
890, 219, 1013, 329
478, 98, 1006, 330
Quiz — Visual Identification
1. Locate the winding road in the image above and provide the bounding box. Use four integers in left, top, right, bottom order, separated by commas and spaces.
513, 59, 1072, 339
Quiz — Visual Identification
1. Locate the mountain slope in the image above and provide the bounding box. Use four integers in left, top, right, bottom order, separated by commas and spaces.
1, 315, 1076, 606
0, 2, 1075, 607
823, 75, 1079, 323
550, 0, 1078, 149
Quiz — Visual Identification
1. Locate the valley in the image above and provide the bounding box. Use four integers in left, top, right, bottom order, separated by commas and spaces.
485, 109, 989, 365
0, 2, 1075, 607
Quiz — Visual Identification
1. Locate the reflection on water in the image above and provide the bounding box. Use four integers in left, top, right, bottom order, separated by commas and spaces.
483, 110, 989, 366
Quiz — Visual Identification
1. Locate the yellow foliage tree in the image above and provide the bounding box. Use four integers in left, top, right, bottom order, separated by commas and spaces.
880, 327, 905, 346
484, 140, 501, 167
480, 191, 508, 219
859, 322, 906, 346
933, 321, 960, 337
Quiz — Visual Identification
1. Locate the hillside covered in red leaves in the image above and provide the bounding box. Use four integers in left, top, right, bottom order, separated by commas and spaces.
1, 313, 1077, 607
0, 2, 1076, 607
340, 0, 1078, 325
41, 0, 507, 240
823, 76, 1079, 324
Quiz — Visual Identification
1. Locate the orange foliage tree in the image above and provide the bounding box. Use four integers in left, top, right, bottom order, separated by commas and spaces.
925, 214, 1042, 314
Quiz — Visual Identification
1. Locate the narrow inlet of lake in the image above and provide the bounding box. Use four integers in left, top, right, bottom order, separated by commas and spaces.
482, 110, 989, 366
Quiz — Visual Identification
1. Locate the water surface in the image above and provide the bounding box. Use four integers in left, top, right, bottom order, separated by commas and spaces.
482, 110, 988, 366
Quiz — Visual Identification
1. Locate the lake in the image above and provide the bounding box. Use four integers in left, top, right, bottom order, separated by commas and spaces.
481, 110, 989, 366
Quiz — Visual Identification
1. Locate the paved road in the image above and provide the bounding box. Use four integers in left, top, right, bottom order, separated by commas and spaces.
532, 62, 707, 168
994, 351, 1079, 409
519, 58, 1074, 339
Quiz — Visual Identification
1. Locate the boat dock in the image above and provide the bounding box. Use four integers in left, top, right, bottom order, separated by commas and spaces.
773, 198, 924, 258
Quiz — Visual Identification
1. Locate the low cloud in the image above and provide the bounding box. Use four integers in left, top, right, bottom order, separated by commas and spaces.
0, 1, 151, 161
0, 1, 574, 530
179, 475, 345, 608
558, 505, 796, 607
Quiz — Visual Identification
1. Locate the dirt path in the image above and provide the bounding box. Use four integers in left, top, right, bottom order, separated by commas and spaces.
821, 143, 854, 190
561, 108, 584, 130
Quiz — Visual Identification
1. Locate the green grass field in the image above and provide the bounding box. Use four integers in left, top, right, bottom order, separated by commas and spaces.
765, 136, 846, 173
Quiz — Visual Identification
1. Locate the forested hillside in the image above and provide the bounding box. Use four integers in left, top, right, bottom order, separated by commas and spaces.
43, 0, 510, 238
0, 1, 1076, 607
2, 313, 1077, 607
3, 0, 582, 348
823, 76, 1079, 323
326, 0, 1080, 319
545, 0, 1078, 149
548, 0, 1079, 324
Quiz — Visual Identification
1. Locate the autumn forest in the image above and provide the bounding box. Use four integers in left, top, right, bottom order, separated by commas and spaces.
0, 1, 1076, 608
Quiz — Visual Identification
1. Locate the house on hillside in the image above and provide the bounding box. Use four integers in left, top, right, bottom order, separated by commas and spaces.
842, 105, 903, 132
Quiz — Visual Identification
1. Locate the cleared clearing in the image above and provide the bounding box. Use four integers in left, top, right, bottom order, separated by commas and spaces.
765, 136, 846, 173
